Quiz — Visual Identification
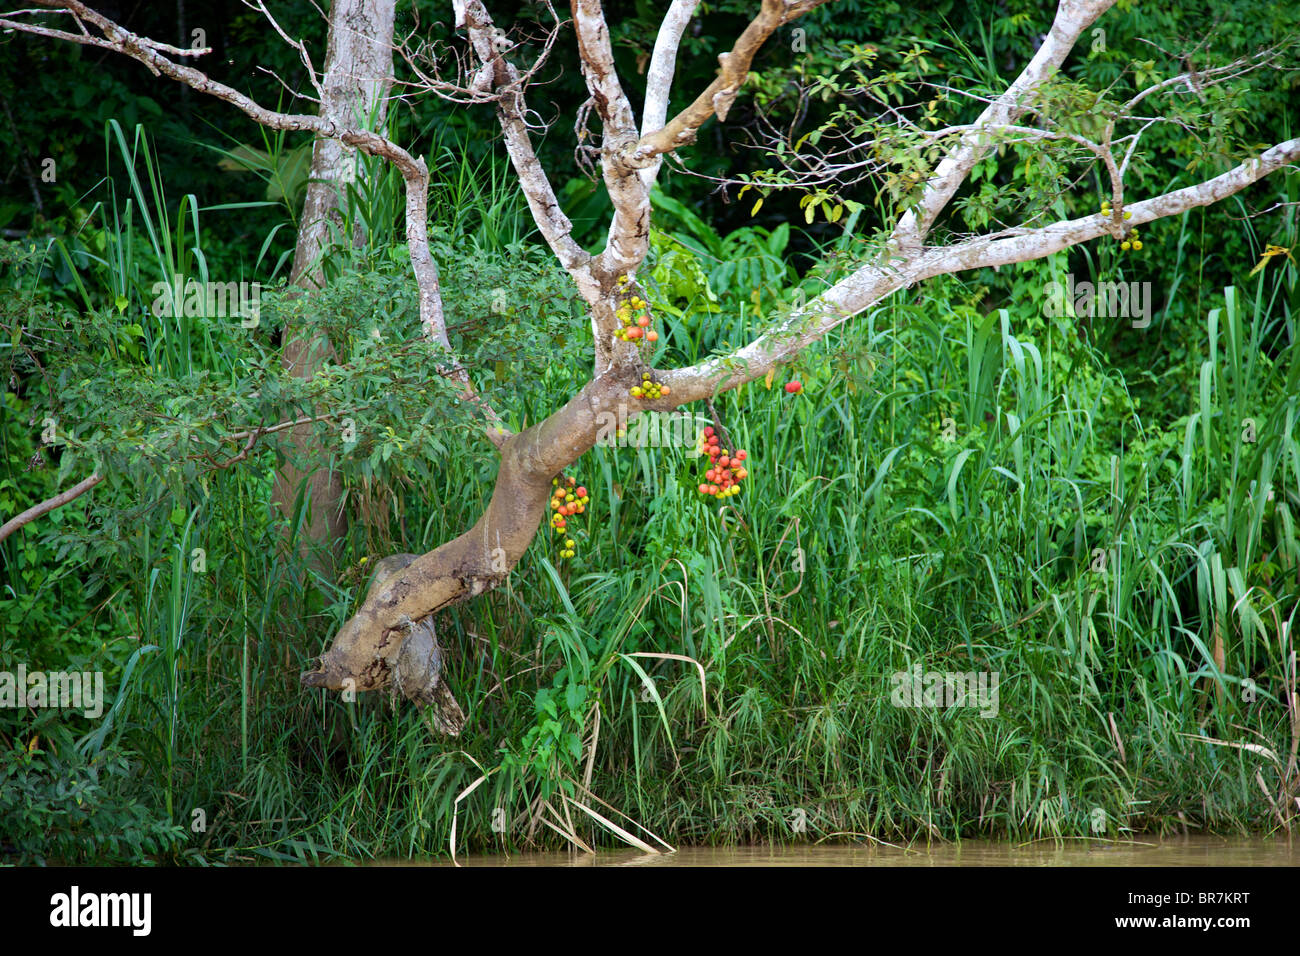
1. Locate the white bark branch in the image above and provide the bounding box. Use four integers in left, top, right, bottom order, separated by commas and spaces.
572, 0, 639, 139
638, 0, 701, 192
616, 0, 830, 171
456, 0, 598, 306
890, 0, 1116, 252
660, 136, 1300, 403
589, 0, 830, 373
572, 0, 652, 303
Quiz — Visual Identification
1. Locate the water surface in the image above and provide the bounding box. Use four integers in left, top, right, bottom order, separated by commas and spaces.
411, 836, 1297, 866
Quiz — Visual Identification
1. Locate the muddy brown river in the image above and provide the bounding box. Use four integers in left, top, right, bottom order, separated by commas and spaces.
392, 836, 1297, 866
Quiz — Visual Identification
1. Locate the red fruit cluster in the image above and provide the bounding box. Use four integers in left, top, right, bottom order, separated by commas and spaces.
785, 380, 803, 394
549, 475, 590, 558
613, 276, 661, 345
696, 426, 748, 498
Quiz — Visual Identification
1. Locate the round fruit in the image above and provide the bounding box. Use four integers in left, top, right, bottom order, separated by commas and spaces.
785, 381, 803, 394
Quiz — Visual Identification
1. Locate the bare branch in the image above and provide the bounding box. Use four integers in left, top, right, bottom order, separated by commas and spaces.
951, 138, 1300, 272
571, 0, 652, 307
638, 0, 701, 191
394, 2, 565, 106
0, 472, 104, 544
658, 136, 1300, 404
890, 0, 1116, 252
593, 0, 830, 317
244, 0, 326, 103
571, 0, 638, 139
456, 0, 597, 303
619, 0, 831, 170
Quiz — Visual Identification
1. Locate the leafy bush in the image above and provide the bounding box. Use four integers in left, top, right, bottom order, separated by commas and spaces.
0, 722, 185, 865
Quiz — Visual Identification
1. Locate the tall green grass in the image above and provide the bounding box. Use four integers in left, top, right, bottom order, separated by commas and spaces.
79, 260, 1295, 861
4, 132, 1297, 863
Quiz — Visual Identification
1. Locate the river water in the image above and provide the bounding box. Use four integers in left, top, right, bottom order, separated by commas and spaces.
416, 836, 1297, 866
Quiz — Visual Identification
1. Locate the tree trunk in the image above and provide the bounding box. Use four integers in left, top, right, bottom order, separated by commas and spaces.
301, 377, 610, 695
272, 0, 397, 576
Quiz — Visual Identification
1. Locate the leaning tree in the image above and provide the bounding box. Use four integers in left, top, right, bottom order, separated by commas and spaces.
3, 0, 1297, 725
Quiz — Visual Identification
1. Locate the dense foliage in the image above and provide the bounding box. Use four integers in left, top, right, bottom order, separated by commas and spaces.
1, 1, 1298, 862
